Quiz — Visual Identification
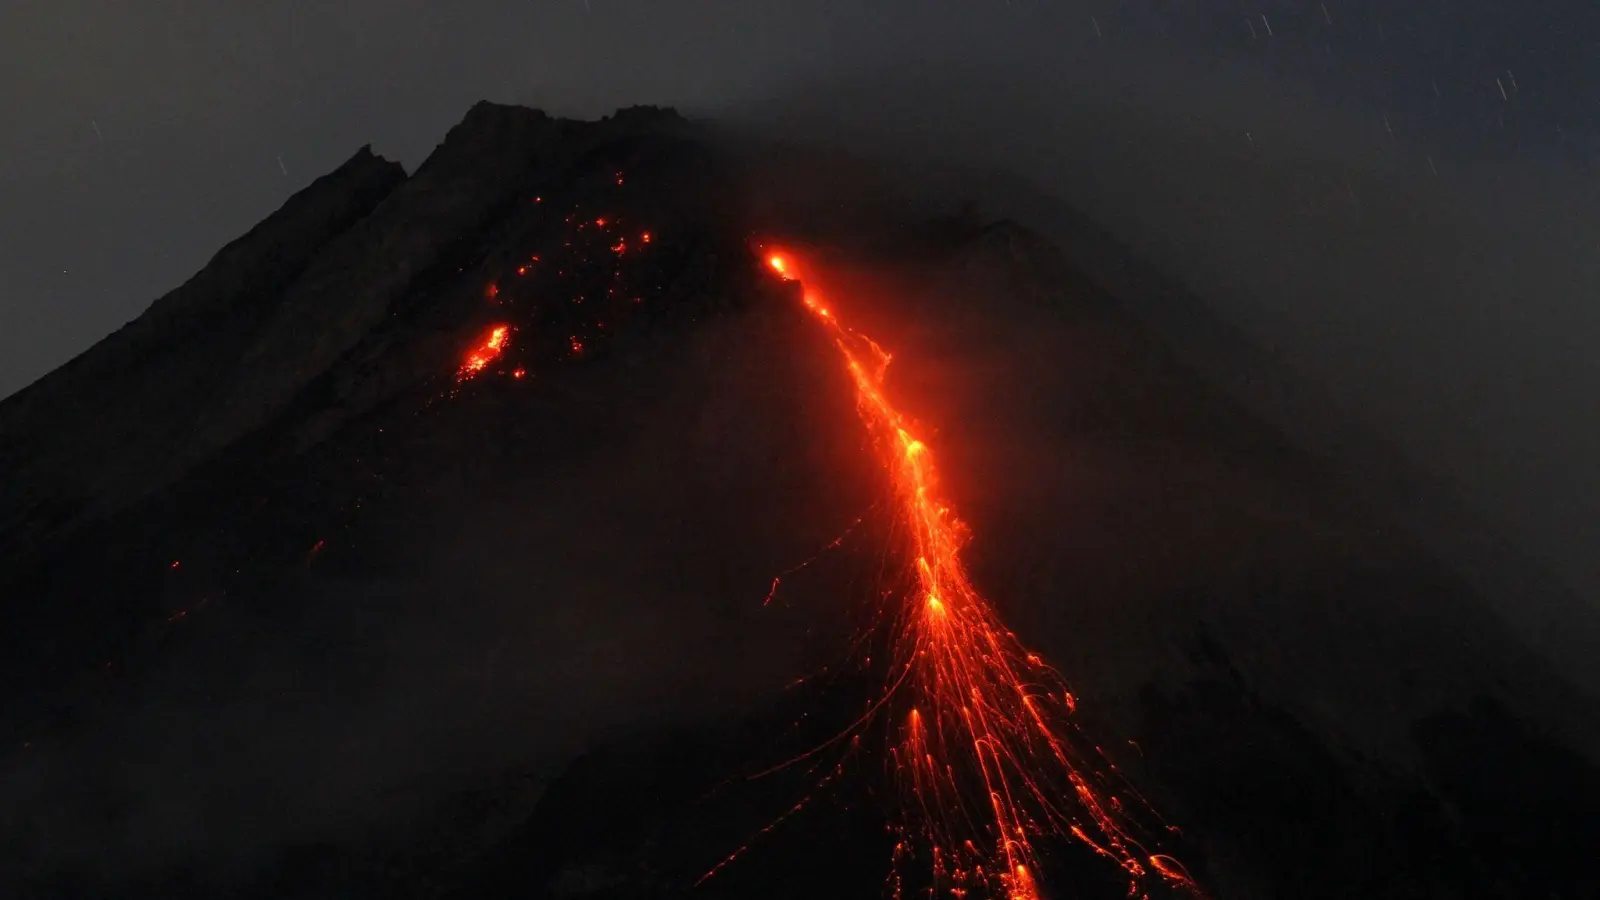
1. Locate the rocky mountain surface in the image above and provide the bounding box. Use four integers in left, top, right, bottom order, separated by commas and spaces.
1, 102, 1595, 899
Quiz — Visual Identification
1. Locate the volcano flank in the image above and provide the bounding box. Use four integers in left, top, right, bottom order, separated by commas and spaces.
1, 103, 1596, 900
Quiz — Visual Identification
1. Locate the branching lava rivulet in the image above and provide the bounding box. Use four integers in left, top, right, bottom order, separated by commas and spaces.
762, 250, 1196, 900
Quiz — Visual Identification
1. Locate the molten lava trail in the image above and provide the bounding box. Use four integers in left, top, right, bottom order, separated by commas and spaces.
458, 324, 510, 381
764, 252, 1194, 900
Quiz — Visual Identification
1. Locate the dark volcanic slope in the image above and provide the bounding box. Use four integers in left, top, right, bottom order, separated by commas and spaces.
2, 104, 1597, 900
0, 146, 405, 559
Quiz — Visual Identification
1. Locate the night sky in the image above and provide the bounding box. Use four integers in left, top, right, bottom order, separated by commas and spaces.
3, 2, 1597, 612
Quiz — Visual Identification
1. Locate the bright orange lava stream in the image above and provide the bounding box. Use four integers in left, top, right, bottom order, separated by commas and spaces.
458, 324, 510, 381
765, 252, 1194, 900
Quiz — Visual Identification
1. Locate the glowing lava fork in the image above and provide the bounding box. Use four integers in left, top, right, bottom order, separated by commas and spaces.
764, 251, 1195, 900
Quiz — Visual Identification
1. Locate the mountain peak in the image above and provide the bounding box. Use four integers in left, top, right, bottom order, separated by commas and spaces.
2, 99, 1597, 900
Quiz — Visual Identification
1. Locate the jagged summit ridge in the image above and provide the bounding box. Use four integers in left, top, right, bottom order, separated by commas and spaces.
0, 144, 407, 558
0, 104, 705, 562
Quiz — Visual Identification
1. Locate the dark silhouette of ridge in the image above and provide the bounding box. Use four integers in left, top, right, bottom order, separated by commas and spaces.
1, 102, 1596, 900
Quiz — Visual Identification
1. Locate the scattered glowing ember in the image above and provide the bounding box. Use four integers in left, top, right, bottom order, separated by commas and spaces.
457, 324, 510, 381
641, 231, 652, 243
513, 368, 526, 379
759, 251, 1196, 900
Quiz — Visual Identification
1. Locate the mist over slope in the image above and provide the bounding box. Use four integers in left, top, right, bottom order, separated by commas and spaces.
0, 102, 1595, 899
721, 60, 1600, 692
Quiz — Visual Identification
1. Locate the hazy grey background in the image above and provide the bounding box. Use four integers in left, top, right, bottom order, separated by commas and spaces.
3, 1, 1596, 625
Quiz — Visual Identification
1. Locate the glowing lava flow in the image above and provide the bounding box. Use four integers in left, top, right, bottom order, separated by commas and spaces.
765, 252, 1193, 900
458, 324, 510, 381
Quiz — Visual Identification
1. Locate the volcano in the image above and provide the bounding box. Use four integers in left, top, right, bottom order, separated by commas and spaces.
1, 103, 1597, 900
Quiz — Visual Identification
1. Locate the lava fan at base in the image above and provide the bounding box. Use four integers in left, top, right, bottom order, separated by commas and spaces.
763, 251, 1196, 900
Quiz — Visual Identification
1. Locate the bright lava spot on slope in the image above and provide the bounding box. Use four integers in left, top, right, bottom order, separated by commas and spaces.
762, 251, 1196, 900
458, 324, 510, 381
